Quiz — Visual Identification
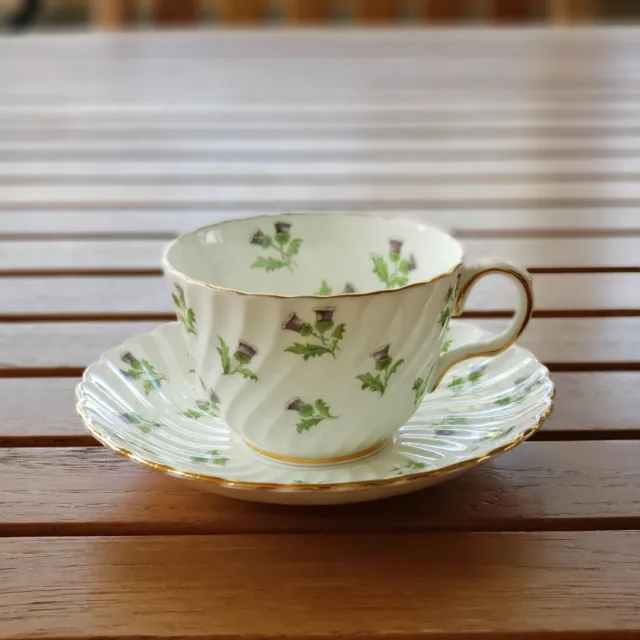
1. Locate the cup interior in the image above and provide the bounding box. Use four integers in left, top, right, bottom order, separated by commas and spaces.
164, 213, 463, 296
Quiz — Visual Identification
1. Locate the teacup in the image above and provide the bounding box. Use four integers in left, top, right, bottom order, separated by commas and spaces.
163, 213, 532, 465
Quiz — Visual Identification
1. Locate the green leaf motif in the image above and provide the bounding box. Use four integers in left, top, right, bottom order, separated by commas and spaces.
289, 397, 338, 433
217, 337, 259, 380
252, 256, 287, 272
447, 367, 486, 394
315, 399, 332, 418
121, 357, 167, 396
209, 450, 229, 466
297, 416, 324, 433
356, 372, 386, 395
372, 255, 390, 286
393, 460, 428, 475
357, 347, 403, 397
143, 379, 157, 395
182, 409, 203, 420
317, 280, 332, 295
182, 390, 220, 420
285, 342, 333, 360
438, 307, 452, 328
495, 396, 512, 407
122, 412, 163, 433
172, 286, 197, 336
217, 337, 231, 374
239, 368, 258, 381
250, 224, 302, 273
441, 339, 453, 353
331, 323, 346, 340
445, 286, 454, 303
387, 358, 404, 378
390, 276, 408, 288
412, 377, 428, 405
287, 238, 302, 258
371, 242, 415, 289
190, 449, 229, 466
283, 310, 345, 361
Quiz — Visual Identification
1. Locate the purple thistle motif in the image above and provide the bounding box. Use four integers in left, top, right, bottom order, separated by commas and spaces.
283, 312, 304, 333
175, 284, 185, 302
407, 254, 417, 271
436, 429, 456, 437
122, 352, 137, 366
274, 221, 291, 234
119, 412, 134, 424
314, 307, 335, 323
250, 229, 264, 246
371, 344, 391, 364
343, 283, 357, 294
389, 239, 403, 254
236, 340, 258, 361
287, 398, 304, 412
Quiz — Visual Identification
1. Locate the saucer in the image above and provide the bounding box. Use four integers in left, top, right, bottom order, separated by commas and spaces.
76, 321, 554, 505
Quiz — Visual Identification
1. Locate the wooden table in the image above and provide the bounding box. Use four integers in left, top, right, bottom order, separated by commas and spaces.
2, 28, 640, 639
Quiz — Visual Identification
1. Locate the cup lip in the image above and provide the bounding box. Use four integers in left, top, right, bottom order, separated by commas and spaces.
162, 211, 464, 300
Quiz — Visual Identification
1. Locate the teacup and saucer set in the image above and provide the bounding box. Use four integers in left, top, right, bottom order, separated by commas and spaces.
76, 213, 554, 505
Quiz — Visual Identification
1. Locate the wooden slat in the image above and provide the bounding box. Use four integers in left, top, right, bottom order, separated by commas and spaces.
3, 372, 639, 444
2, 533, 639, 638
490, 0, 530, 22
0, 379, 85, 445
6, 105, 640, 126
282, 0, 329, 23
155, 0, 198, 24
549, 0, 595, 24
0, 209, 638, 236
352, 0, 399, 23
2, 273, 639, 319
8, 182, 640, 208
11, 137, 640, 155
5, 47, 640, 90
2, 372, 638, 444
0, 322, 160, 373
0, 318, 638, 373
542, 372, 640, 436
1, 441, 639, 535
10, 158, 640, 180
423, 0, 466, 22
218, 0, 265, 23
1, 238, 637, 273
92, 0, 134, 28
12, 124, 640, 140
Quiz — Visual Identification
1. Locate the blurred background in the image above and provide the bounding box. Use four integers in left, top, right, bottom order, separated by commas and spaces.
2, 0, 639, 31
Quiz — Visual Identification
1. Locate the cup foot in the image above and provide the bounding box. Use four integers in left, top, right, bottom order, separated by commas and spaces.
243, 438, 390, 467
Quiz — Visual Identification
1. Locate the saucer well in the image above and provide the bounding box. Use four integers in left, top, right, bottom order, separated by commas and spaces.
76, 321, 554, 505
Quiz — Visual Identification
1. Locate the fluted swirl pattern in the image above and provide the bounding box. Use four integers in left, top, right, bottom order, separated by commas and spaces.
76, 321, 554, 504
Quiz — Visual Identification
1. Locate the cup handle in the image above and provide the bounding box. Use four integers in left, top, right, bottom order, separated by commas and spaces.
429, 258, 534, 392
